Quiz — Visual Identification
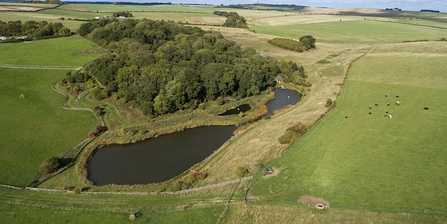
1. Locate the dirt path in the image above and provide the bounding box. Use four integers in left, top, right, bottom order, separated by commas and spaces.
51, 81, 102, 125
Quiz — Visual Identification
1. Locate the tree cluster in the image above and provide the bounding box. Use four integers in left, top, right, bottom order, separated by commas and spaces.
213, 11, 247, 28
113, 11, 133, 18
268, 36, 316, 52
72, 19, 307, 117
0, 20, 71, 38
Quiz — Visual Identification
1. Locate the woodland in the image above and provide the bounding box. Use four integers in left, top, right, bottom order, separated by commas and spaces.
69, 19, 308, 117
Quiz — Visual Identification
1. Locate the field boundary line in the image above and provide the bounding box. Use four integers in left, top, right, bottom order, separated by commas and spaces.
0, 64, 82, 70
1, 177, 252, 195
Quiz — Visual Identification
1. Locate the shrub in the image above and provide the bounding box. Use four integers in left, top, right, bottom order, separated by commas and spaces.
325, 98, 333, 107
234, 166, 249, 178
279, 122, 308, 144
88, 131, 96, 138
40, 156, 61, 174
74, 187, 82, 194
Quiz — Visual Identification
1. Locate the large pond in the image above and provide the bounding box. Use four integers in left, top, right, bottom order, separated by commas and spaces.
88, 88, 301, 185
266, 88, 302, 115
88, 126, 236, 185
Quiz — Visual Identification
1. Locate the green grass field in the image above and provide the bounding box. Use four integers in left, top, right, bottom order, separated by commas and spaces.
250, 20, 447, 43
0, 68, 97, 186
0, 36, 105, 66
250, 42, 447, 213
1, 5, 447, 223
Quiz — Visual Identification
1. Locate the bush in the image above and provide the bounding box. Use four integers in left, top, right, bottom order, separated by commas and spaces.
325, 98, 333, 107
74, 187, 82, 194
279, 122, 308, 144
88, 131, 96, 138
234, 166, 249, 178
40, 156, 61, 174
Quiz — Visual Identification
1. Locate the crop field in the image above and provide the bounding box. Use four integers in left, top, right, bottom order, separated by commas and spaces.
59, 4, 218, 14
0, 11, 91, 31
249, 42, 447, 214
1, 4, 447, 223
0, 36, 105, 66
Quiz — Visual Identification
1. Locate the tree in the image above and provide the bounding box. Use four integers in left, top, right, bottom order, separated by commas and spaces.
40, 156, 61, 174
299, 35, 316, 50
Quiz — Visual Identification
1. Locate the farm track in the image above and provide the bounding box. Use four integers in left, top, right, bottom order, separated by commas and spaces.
50, 81, 102, 125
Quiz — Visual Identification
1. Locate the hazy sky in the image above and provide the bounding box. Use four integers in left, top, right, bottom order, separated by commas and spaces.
68, 0, 447, 12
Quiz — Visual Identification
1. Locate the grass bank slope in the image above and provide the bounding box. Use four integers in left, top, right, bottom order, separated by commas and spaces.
0, 68, 96, 186
250, 42, 447, 213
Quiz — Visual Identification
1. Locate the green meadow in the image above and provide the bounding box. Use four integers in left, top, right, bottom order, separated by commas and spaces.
0, 68, 97, 186
250, 20, 447, 43
0, 36, 104, 186
0, 36, 105, 66
250, 42, 447, 213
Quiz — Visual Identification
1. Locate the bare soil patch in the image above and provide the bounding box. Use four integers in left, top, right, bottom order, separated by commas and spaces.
297, 196, 330, 208
201, 17, 225, 25
0, 6, 42, 11
263, 167, 280, 179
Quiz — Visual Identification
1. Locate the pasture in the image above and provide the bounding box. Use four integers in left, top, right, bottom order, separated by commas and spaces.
0, 68, 97, 186
249, 42, 447, 213
250, 19, 447, 43
0, 36, 105, 66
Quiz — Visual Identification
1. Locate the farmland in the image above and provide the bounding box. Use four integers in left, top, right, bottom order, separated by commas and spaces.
1, 3, 447, 223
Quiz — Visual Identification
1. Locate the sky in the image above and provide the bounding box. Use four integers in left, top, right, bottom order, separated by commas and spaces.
66, 0, 447, 12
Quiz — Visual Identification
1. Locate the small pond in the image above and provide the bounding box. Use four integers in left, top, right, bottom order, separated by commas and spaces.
266, 88, 302, 115
88, 126, 236, 185
218, 103, 251, 116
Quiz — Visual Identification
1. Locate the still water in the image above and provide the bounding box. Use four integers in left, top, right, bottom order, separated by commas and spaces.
88, 88, 301, 185
88, 126, 236, 185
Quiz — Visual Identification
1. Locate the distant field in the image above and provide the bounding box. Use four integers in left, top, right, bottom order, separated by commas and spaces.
250, 20, 447, 43
250, 42, 447, 213
0, 2, 57, 8
0, 68, 97, 186
0, 36, 105, 66
59, 4, 217, 13
0, 11, 87, 31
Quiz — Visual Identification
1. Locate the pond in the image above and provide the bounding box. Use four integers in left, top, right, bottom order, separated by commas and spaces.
88, 126, 236, 185
88, 88, 301, 185
266, 88, 302, 115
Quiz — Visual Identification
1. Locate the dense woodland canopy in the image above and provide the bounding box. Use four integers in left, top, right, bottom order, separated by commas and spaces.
71, 19, 307, 117
0, 20, 71, 39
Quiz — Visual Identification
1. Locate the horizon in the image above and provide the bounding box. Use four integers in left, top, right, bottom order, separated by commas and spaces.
57, 0, 447, 13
